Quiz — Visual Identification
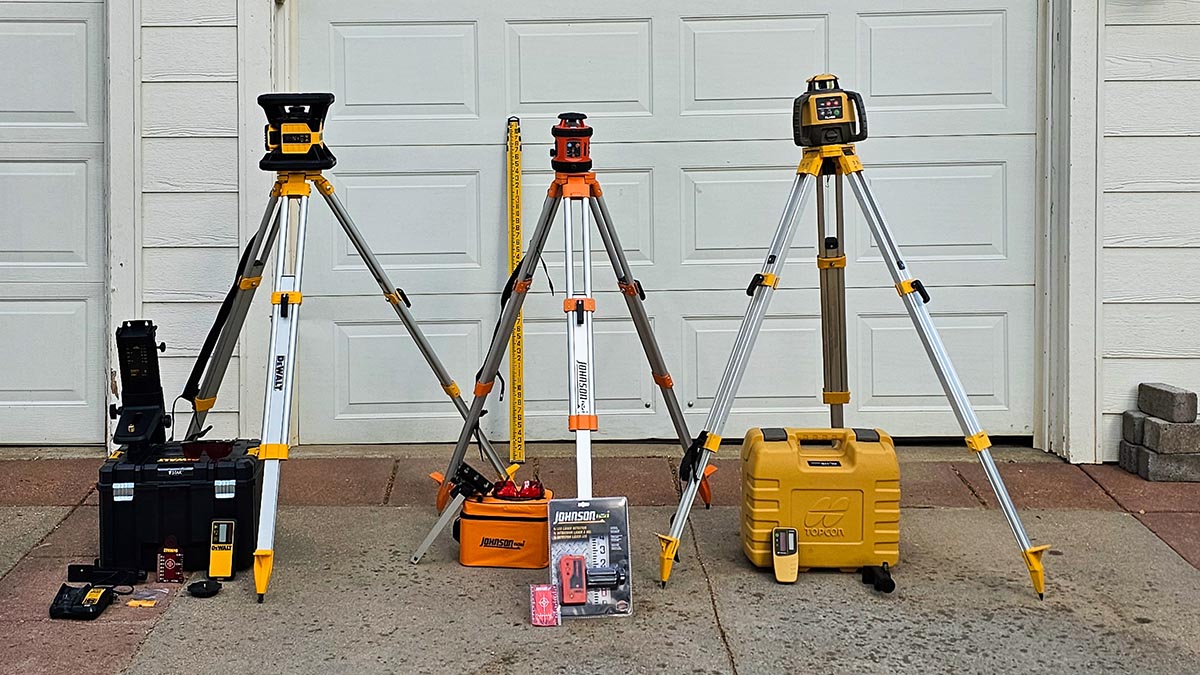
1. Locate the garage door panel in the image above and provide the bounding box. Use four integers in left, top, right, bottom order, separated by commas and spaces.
305, 145, 503, 295
298, 295, 496, 443
685, 313, 825, 415
0, 285, 103, 442
506, 20, 652, 118
851, 160, 1015, 267
0, 144, 104, 283
858, 313, 1011, 411
681, 15, 828, 116
0, 2, 103, 143
330, 21, 480, 121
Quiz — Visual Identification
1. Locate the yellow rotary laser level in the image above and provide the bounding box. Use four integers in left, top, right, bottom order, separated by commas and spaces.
792, 74, 867, 148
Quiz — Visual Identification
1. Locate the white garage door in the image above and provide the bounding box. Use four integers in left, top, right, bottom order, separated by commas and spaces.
295, 1, 1037, 443
0, 1, 106, 444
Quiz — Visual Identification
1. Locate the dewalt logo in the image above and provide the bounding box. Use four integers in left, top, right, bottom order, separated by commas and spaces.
803, 496, 849, 538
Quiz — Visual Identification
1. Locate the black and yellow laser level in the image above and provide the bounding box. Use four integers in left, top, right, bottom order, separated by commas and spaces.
179, 93, 506, 601
792, 74, 867, 148
258, 93, 336, 171
660, 74, 1051, 599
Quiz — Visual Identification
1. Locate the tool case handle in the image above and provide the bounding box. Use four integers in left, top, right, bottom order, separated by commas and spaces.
790, 429, 855, 442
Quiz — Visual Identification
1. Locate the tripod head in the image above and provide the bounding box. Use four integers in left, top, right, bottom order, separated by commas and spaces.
110, 320, 169, 461
550, 112, 593, 173
258, 93, 337, 172
792, 74, 867, 147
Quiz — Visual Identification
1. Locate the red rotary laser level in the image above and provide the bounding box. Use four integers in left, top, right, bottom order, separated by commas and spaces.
550, 112, 592, 173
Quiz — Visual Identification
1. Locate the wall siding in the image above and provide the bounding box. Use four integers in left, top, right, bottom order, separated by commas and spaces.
138, 1, 241, 432
1101, 6, 1200, 461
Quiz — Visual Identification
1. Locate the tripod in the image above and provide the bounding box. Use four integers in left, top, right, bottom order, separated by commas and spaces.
410, 113, 696, 564
658, 75, 1050, 598
180, 93, 506, 600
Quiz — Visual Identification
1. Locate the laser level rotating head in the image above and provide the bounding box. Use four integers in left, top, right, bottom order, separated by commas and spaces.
793, 74, 868, 148
258, 92, 337, 172
550, 112, 593, 173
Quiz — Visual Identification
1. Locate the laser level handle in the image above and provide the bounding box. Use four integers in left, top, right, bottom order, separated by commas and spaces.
846, 90, 868, 143
257, 93, 334, 131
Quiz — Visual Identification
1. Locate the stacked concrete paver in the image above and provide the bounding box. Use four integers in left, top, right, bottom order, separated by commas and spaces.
1120, 383, 1200, 482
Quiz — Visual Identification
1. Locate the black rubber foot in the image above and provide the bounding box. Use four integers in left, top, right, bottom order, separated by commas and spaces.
1039, 593, 1044, 601
659, 581, 666, 589
257, 594, 264, 603
860, 564, 895, 593
704, 504, 711, 510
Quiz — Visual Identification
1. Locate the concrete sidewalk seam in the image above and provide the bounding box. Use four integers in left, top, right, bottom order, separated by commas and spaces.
949, 464, 990, 508
689, 518, 739, 675
382, 459, 399, 506
1081, 465, 1130, 512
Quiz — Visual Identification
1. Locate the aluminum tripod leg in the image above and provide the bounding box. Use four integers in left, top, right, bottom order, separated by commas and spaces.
589, 196, 692, 454
409, 195, 561, 566
845, 169, 1049, 597
564, 197, 597, 499
185, 194, 283, 438
657, 172, 816, 585
252, 193, 310, 601
816, 175, 849, 428
316, 183, 506, 478
410, 491, 468, 564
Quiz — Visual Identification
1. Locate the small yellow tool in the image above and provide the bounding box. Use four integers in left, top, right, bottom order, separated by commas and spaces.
208, 519, 235, 580
771, 527, 799, 584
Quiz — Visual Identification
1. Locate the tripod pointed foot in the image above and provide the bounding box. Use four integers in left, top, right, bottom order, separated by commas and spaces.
254, 549, 274, 600
656, 533, 680, 585
1022, 544, 1050, 598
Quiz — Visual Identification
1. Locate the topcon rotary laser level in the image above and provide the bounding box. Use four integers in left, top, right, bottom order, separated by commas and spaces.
178, 93, 505, 601
659, 74, 1050, 599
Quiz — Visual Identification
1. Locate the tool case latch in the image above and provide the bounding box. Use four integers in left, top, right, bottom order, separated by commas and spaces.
214, 479, 236, 499
113, 482, 135, 502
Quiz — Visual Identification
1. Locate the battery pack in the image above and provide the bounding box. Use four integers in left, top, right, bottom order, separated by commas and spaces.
741, 427, 899, 572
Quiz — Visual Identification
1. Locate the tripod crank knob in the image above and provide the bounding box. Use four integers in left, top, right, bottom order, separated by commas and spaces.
157, 342, 167, 353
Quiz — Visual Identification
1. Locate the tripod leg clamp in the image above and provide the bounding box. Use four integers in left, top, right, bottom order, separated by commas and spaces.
442, 382, 461, 399
817, 256, 846, 269
964, 431, 991, 452
253, 443, 289, 460
746, 273, 779, 296
238, 276, 263, 290
193, 396, 217, 413
271, 292, 303, 305
823, 391, 850, 405
895, 278, 930, 304
652, 372, 674, 388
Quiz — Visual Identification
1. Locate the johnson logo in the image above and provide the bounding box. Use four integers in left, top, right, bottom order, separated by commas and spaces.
553, 510, 598, 524
576, 361, 589, 405
803, 496, 849, 538
480, 537, 525, 550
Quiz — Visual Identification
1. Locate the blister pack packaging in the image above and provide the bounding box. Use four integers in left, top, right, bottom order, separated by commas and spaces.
547, 496, 631, 618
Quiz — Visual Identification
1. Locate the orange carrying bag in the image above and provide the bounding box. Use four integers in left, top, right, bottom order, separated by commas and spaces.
453, 490, 552, 569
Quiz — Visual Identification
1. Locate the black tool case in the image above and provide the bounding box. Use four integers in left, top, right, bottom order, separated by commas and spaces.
97, 440, 263, 573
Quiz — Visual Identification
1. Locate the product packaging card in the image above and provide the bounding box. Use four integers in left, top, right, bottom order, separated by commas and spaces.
529, 584, 561, 626
547, 496, 632, 618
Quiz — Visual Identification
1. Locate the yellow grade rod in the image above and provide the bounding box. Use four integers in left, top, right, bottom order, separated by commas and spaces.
506, 117, 525, 464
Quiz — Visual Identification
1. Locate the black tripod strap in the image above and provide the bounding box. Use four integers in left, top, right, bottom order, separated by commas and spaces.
180, 237, 258, 402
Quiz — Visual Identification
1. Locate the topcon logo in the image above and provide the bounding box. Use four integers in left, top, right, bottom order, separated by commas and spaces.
803, 496, 849, 538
